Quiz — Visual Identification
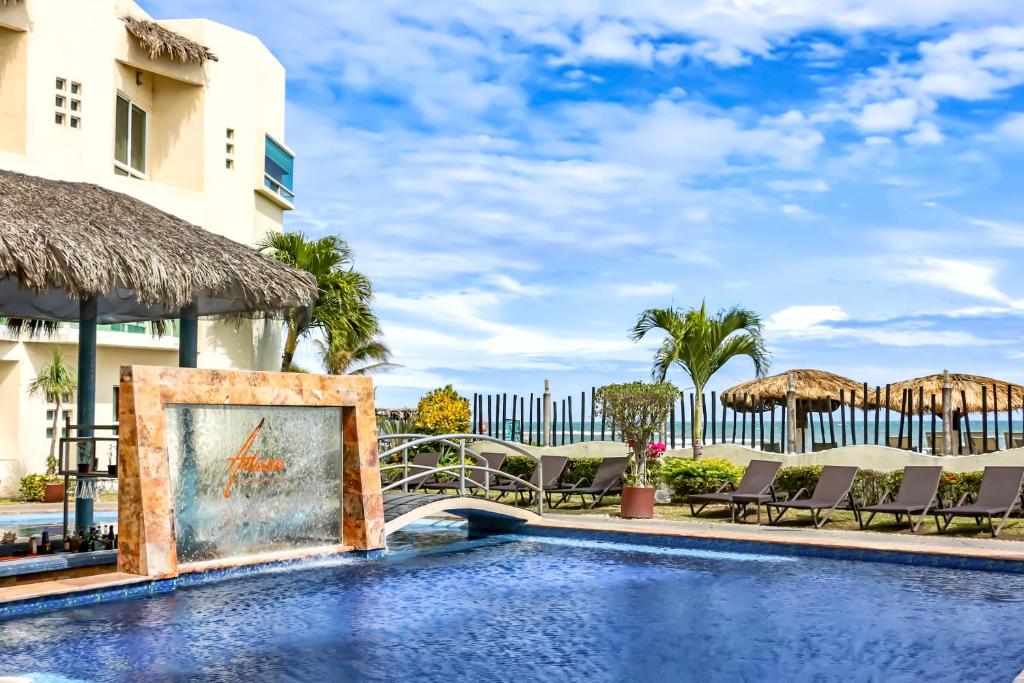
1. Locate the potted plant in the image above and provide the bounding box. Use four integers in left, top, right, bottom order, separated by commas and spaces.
43, 455, 65, 502
597, 381, 678, 519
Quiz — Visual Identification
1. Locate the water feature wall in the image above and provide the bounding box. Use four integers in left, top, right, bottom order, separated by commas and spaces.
117, 366, 384, 579
165, 405, 343, 564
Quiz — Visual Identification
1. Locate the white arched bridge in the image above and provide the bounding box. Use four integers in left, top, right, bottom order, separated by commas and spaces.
378, 433, 547, 537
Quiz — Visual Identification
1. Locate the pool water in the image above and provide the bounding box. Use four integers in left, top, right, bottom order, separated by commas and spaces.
1, 524, 1023, 682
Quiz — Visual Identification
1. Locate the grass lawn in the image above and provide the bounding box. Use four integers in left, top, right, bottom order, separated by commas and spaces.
473, 490, 1024, 541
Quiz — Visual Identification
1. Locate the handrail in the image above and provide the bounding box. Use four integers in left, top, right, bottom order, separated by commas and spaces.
381, 465, 538, 497
376, 433, 544, 516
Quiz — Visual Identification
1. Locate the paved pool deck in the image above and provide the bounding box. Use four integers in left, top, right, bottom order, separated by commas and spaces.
538, 513, 1024, 563
0, 502, 117, 516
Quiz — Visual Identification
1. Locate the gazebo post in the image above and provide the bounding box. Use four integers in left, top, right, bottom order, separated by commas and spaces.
179, 302, 199, 368
75, 296, 97, 534
786, 373, 798, 454
941, 369, 954, 456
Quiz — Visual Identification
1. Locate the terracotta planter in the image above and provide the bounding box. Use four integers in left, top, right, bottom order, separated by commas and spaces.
620, 486, 655, 519
43, 482, 65, 503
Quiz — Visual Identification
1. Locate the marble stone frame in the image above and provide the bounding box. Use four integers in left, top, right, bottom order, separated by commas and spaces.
116, 365, 384, 579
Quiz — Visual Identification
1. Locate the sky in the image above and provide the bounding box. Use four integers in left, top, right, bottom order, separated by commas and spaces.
143, 0, 1024, 407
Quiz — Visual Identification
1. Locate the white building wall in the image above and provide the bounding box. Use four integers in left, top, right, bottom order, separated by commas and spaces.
0, 0, 293, 493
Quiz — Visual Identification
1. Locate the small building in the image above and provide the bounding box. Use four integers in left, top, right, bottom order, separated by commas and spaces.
0, 0, 297, 492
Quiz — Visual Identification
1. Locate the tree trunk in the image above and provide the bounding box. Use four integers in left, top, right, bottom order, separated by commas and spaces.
280, 322, 299, 372
692, 386, 704, 460
48, 396, 60, 473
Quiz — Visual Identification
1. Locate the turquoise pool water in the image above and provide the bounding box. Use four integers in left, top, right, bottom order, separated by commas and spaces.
1, 524, 1022, 682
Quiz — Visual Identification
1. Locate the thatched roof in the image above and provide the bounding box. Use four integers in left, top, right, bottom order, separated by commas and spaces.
122, 16, 218, 65
0, 170, 316, 322
721, 369, 864, 412
871, 373, 1024, 415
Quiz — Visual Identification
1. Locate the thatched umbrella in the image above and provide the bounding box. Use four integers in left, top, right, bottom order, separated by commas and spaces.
870, 372, 1024, 414
721, 369, 863, 452
721, 369, 862, 413
868, 371, 1024, 455
0, 169, 316, 529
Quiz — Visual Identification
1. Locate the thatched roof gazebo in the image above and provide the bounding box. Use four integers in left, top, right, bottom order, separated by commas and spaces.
721, 369, 863, 413
0, 169, 316, 530
869, 373, 1024, 414
0, 170, 315, 322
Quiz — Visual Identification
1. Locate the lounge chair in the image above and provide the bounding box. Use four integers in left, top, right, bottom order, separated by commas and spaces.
858, 466, 941, 534
968, 434, 1000, 455
766, 465, 859, 528
547, 457, 627, 509
1005, 432, 1024, 450
492, 455, 568, 506
688, 460, 782, 523
420, 451, 506, 495
934, 466, 1024, 537
384, 451, 441, 491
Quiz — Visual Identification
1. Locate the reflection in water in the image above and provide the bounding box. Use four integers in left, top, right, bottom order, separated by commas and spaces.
165, 404, 342, 563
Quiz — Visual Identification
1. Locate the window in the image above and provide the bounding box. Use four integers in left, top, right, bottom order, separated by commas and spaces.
112, 387, 119, 421
70, 99, 80, 112
55, 78, 65, 90
55, 95, 65, 107
55, 112, 64, 125
263, 135, 294, 201
70, 117, 80, 129
71, 82, 80, 95
114, 94, 147, 178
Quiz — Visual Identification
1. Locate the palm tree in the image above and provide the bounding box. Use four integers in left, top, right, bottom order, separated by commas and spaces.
630, 302, 770, 458
28, 346, 77, 473
315, 333, 400, 375
259, 232, 378, 372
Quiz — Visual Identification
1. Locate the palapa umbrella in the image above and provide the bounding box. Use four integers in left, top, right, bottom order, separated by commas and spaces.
721, 369, 863, 452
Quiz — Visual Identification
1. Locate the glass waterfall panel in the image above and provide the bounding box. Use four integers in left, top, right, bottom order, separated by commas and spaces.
165, 404, 342, 564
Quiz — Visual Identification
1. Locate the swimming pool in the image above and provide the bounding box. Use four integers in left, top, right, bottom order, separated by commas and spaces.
1, 524, 1023, 682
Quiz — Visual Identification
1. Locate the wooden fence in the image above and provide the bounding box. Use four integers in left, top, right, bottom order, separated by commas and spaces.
470, 384, 1024, 455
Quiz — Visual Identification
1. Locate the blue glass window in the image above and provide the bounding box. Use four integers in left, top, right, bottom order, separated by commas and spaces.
264, 135, 295, 201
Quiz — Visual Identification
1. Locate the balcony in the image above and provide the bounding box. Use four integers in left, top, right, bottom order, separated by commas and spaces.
259, 134, 294, 208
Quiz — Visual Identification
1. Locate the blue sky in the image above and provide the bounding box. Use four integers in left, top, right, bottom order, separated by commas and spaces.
144, 1, 1024, 407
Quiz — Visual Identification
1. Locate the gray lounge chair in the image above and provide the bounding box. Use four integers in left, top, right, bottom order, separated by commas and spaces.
384, 451, 441, 491
548, 457, 627, 509
859, 466, 941, 534
934, 466, 1024, 537
420, 451, 506, 495
492, 455, 568, 505
766, 465, 859, 528
688, 460, 782, 523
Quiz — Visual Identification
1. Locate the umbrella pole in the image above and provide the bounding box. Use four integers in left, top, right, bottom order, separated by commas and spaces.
941, 370, 953, 456
75, 296, 97, 534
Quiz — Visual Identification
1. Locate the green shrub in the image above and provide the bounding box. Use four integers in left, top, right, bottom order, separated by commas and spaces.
19, 473, 60, 502
773, 465, 823, 497
497, 455, 604, 487
661, 458, 743, 499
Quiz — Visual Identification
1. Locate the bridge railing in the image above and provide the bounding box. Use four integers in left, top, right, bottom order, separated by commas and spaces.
377, 433, 545, 516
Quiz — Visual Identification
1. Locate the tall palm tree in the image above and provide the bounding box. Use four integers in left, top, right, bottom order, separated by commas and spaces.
259, 232, 378, 372
314, 333, 400, 375
28, 346, 77, 472
630, 302, 770, 458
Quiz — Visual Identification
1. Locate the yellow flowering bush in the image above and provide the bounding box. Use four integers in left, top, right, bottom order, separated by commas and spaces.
414, 385, 470, 435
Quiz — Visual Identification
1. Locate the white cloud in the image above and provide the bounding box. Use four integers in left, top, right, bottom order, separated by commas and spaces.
994, 112, 1024, 142
612, 281, 677, 297
766, 305, 998, 347
780, 203, 809, 216
904, 120, 944, 145
889, 257, 1021, 306
767, 178, 830, 193
856, 98, 919, 132
969, 219, 1024, 247
486, 274, 552, 297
